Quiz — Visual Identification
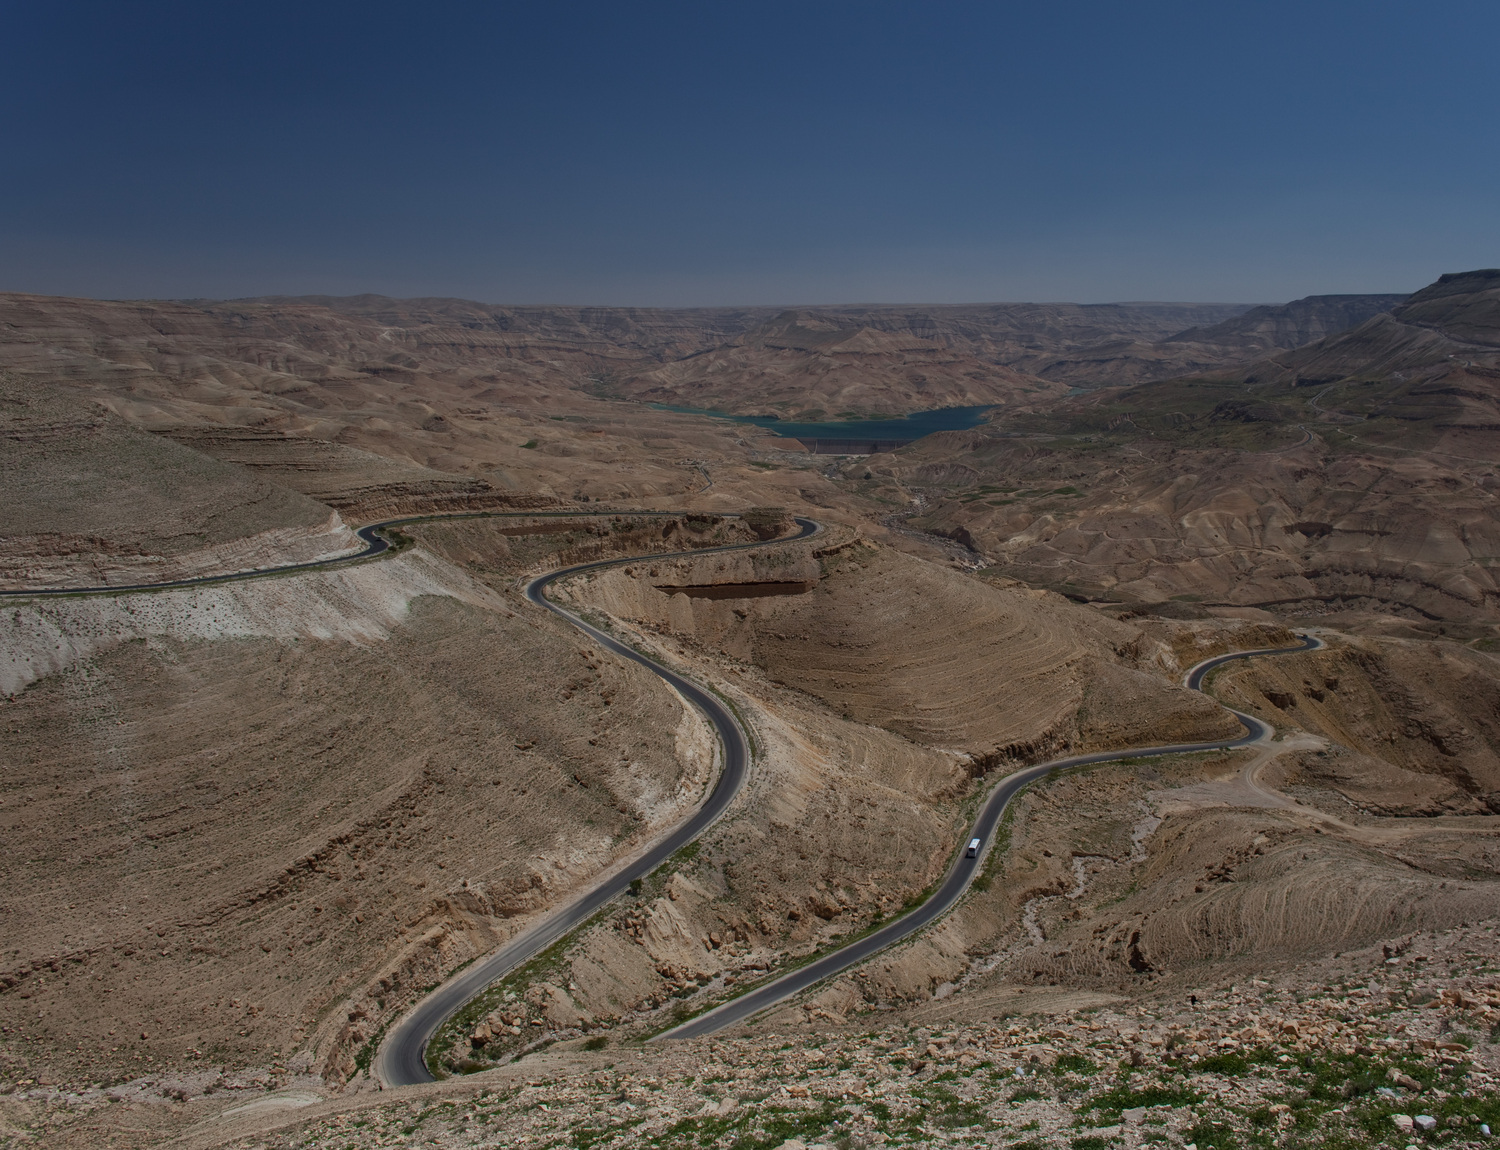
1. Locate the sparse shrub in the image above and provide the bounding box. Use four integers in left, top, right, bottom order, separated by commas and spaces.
1197, 1052, 1248, 1076
1089, 1082, 1200, 1122
932, 1098, 987, 1128
1055, 1052, 1098, 1076
582, 1035, 607, 1051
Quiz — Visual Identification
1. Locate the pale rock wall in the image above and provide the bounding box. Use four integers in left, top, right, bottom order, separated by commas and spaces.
0, 548, 504, 696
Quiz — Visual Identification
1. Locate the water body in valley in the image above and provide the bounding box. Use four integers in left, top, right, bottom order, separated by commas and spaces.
651, 404, 996, 453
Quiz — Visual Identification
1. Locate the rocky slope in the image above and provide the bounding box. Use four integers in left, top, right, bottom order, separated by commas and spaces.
0, 515, 777, 1096
0, 374, 361, 588
2, 273, 1497, 1150
13, 913, 1497, 1148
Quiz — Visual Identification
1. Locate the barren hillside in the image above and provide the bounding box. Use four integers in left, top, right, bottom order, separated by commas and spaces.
0, 374, 359, 588
2, 276, 1497, 1148
884, 270, 1500, 632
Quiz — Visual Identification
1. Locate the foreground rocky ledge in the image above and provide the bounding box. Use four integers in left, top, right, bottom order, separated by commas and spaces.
11, 921, 1493, 1149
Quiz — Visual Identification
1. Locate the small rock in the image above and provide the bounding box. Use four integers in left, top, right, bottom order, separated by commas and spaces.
776, 1141, 807, 1150
1478, 1122, 1490, 1136
1123, 1107, 1148, 1124
1392, 1115, 1415, 1134
1415, 1115, 1438, 1133
932, 982, 955, 1000
1393, 1072, 1423, 1091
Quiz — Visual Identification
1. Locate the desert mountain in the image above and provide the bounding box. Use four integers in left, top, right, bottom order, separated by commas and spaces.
0, 373, 358, 589
1163, 292, 1410, 354
1010, 292, 1412, 387
879, 270, 1500, 630
1249, 269, 1500, 378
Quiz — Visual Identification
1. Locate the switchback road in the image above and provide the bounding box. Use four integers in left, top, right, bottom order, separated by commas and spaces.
656, 633, 1323, 1040
0, 506, 822, 1082
374, 515, 822, 1086
1, 514, 1321, 1079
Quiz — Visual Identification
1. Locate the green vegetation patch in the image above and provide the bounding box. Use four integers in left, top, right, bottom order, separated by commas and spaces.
1088, 1081, 1201, 1123
653, 1100, 853, 1149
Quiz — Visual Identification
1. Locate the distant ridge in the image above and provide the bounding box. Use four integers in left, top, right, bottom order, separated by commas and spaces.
1164, 292, 1411, 352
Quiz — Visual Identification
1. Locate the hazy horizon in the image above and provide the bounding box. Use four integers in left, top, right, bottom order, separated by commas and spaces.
3, 1, 1495, 306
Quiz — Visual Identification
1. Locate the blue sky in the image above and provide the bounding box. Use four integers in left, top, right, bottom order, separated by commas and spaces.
2, 1, 1496, 304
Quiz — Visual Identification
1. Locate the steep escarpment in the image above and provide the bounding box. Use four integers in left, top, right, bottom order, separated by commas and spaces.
1164, 292, 1409, 355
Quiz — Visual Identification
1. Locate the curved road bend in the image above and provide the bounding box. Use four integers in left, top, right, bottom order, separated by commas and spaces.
0, 509, 734, 600
375, 516, 822, 1087
0, 504, 823, 1078
658, 632, 1324, 1041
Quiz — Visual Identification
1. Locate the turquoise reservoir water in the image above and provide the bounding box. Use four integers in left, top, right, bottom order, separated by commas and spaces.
651, 404, 996, 443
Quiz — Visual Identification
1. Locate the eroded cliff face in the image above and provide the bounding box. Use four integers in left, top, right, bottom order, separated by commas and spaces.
1214, 639, 1500, 809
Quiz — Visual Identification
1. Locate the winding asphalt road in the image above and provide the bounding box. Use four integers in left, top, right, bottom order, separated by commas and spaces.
655, 632, 1324, 1041
0, 510, 703, 600
373, 515, 822, 1086
0, 504, 820, 1081
3, 511, 1323, 1077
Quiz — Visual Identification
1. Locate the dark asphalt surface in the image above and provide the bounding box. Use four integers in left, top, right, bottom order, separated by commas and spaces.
0, 509, 704, 599
374, 516, 822, 1087
4, 515, 1321, 1075
656, 632, 1323, 1041
0, 520, 394, 598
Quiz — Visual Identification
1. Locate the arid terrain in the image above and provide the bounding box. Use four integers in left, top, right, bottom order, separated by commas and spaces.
2, 272, 1498, 1149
